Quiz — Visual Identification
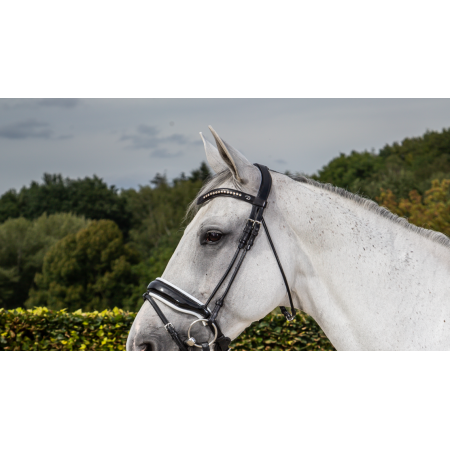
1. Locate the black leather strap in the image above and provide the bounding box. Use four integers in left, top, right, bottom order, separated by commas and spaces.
143, 293, 189, 351
147, 279, 210, 319
215, 335, 232, 351
254, 163, 272, 204
204, 247, 241, 308
261, 218, 296, 321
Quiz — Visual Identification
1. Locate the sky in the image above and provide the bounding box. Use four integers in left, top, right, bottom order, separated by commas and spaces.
1, 98, 450, 195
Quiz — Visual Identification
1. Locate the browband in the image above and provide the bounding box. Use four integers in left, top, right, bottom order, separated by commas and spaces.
197, 162, 272, 208
197, 188, 259, 207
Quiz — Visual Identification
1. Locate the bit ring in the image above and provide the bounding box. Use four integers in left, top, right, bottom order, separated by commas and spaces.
187, 319, 218, 349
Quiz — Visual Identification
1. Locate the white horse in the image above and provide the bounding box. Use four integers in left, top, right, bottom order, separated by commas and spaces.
127, 126, 450, 350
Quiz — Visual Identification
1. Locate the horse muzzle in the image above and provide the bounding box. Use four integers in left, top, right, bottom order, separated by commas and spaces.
143, 278, 230, 351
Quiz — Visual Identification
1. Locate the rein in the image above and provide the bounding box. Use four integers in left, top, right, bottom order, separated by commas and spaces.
142, 164, 296, 351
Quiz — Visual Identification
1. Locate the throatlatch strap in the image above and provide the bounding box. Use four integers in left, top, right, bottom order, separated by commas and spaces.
261, 218, 296, 321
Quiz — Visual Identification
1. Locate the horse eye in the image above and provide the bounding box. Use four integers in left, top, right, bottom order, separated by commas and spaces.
206, 231, 223, 243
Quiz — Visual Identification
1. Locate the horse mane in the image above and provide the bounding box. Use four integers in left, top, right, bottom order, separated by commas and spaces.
188, 168, 450, 249
293, 174, 450, 249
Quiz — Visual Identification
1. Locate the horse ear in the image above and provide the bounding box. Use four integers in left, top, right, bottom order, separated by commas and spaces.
208, 126, 259, 188
199, 132, 229, 174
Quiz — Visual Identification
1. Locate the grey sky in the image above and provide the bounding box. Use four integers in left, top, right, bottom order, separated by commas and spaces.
1, 99, 450, 195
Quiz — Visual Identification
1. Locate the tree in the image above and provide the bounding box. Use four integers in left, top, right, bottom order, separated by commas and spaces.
124, 232, 183, 311
0, 174, 132, 235
26, 220, 140, 312
122, 162, 211, 258
187, 161, 211, 183
377, 179, 450, 236
312, 150, 380, 194
0, 213, 90, 310
313, 127, 450, 200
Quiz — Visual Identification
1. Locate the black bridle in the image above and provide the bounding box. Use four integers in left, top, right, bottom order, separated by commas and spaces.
143, 164, 296, 351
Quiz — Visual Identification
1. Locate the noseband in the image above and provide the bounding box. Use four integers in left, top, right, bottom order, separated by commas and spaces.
142, 164, 296, 351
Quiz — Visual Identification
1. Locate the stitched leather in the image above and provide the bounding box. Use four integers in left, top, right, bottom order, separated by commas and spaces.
147, 279, 210, 319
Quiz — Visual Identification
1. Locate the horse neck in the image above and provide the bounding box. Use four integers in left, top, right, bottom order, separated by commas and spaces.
272, 174, 450, 350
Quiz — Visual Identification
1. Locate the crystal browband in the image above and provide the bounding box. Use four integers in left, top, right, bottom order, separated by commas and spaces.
197, 188, 259, 206
205, 189, 242, 198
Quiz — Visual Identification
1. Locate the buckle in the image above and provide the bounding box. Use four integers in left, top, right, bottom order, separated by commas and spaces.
164, 322, 174, 330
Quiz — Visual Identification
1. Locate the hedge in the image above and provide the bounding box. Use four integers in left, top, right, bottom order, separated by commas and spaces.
0, 307, 134, 351
0, 307, 335, 351
231, 312, 335, 351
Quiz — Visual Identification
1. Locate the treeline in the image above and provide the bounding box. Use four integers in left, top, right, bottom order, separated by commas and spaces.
0, 163, 210, 311
312, 127, 450, 200
1, 127, 450, 313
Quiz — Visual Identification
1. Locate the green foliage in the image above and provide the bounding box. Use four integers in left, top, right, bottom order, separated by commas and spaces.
26, 220, 140, 312
124, 232, 183, 311
119, 163, 212, 310
122, 163, 210, 258
0, 307, 135, 351
0, 213, 90, 310
0, 307, 334, 351
377, 179, 450, 236
230, 312, 335, 351
313, 128, 450, 199
312, 150, 381, 193
0, 174, 132, 235
186, 161, 211, 183
0, 163, 211, 311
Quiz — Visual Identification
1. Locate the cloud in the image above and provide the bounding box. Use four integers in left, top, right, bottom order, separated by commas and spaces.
37, 98, 80, 108
136, 124, 159, 136
0, 119, 53, 139
151, 148, 183, 158
274, 158, 287, 164
0, 99, 80, 110
120, 124, 200, 157
164, 133, 189, 145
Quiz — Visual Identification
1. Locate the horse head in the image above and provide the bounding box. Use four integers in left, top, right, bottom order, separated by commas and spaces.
127, 127, 297, 350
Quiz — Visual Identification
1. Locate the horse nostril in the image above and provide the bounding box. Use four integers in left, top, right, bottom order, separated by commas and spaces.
135, 341, 155, 351
142, 342, 155, 351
